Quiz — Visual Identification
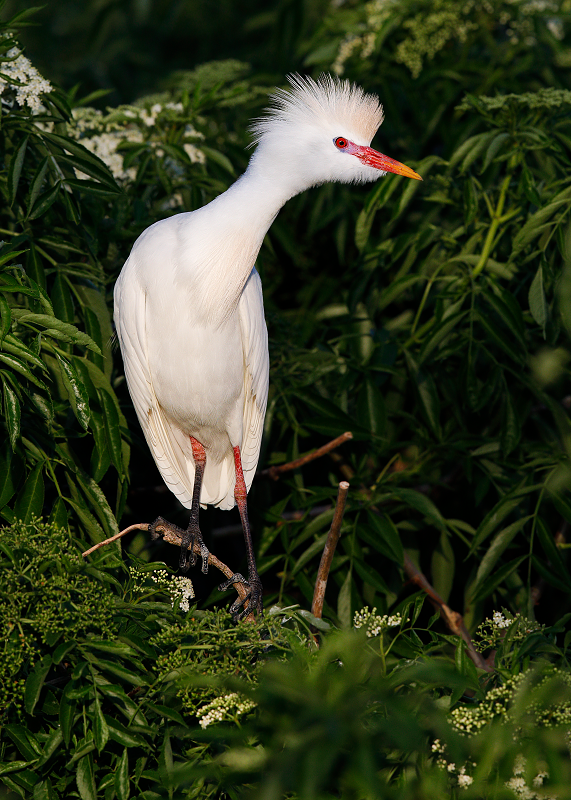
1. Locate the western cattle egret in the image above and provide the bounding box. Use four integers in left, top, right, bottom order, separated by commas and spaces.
114, 74, 421, 618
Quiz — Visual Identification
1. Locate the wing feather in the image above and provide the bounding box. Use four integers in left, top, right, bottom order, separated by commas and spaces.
114, 262, 196, 509
238, 268, 269, 490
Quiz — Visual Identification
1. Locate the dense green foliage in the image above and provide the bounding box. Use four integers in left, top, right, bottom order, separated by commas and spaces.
1, 522, 571, 799
2, 0, 571, 796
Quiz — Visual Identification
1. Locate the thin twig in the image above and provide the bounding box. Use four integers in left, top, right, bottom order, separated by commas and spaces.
311, 482, 350, 619
82, 521, 251, 617
258, 432, 353, 481
82, 523, 149, 557
403, 553, 492, 672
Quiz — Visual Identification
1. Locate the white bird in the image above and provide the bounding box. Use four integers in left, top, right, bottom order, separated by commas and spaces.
114, 74, 421, 618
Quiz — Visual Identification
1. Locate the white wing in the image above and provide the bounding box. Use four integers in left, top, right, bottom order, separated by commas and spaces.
114, 260, 268, 512
114, 258, 196, 509
238, 268, 269, 488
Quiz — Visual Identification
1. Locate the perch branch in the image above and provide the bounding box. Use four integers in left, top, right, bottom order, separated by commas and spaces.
82, 522, 251, 619
258, 431, 353, 481
403, 553, 492, 672
311, 481, 350, 619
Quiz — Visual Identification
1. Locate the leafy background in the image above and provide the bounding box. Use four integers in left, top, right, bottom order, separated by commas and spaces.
1, 0, 571, 798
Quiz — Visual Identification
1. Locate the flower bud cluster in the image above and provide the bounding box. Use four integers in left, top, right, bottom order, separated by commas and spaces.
353, 607, 403, 637
196, 692, 256, 729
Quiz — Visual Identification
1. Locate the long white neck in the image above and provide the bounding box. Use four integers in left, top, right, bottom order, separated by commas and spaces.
183, 147, 309, 327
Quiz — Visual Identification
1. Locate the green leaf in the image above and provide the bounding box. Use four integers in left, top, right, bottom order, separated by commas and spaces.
64, 178, 122, 198
55, 353, 90, 429
0, 352, 48, 390
27, 182, 61, 221
26, 156, 49, 218
0, 294, 12, 343
0, 441, 22, 506
512, 186, 571, 253
24, 655, 52, 715
431, 530, 455, 603
353, 558, 389, 594
468, 516, 532, 601
98, 386, 124, 473
535, 517, 571, 587
500, 390, 520, 456
2, 379, 21, 450
471, 555, 527, 602
469, 486, 538, 554
337, 568, 352, 628
8, 135, 28, 206
200, 145, 235, 174
528, 264, 548, 337
59, 687, 77, 747
115, 749, 130, 800
14, 463, 44, 523
93, 693, 109, 752
14, 312, 101, 353
481, 132, 510, 172
363, 511, 403, 564
390, 488, 447, 530
76, 755, 97, 800
404, 352, 441, 437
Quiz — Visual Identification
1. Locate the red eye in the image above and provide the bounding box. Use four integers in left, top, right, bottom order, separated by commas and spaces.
334, 137, 348, 149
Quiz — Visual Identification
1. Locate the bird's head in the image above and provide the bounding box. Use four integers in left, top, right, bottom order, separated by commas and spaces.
249, 74, 421, 191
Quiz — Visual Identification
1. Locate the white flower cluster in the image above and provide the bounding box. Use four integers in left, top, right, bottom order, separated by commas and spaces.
505, 755, 552, 800
69, 102, 205, 183
493, 611, 514, 629
0, 46, 52, 113
353, 607, 403, 637
432, 740, 474, 788
129, 567, 194, 612
170, 575, 195, 613
196, 692, 257, 729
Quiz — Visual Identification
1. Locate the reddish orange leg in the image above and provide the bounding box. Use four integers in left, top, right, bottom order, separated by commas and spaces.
219, 446, 263, 618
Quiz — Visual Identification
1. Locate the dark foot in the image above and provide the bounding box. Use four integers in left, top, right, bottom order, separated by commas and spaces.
219, 572, 263, 620
150, 516, 209, 574
180, 522, 210, 574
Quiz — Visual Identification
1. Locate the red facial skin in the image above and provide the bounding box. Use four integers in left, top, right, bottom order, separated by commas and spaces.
334, 136, 422, 181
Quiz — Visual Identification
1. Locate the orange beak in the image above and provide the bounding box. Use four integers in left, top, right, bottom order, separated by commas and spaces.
355, 145, 422, 180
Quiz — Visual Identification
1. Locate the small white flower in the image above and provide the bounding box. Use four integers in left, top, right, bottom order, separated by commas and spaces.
0, 46, 52, 113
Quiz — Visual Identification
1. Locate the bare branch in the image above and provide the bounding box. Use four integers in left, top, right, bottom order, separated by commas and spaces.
403, 553, 492, 673
82, 521, 251, 619
258, 432, 353, 481
311, 482, 350, 619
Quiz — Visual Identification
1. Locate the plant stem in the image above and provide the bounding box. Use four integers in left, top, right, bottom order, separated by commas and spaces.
311, 481, 350, 619
472, 174, 511, 279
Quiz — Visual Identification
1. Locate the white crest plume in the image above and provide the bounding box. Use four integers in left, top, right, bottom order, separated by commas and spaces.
250, 73, 385, 147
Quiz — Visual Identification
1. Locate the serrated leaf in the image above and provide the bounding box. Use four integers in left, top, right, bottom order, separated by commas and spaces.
27, 182, 61, 220
26, 156, 49, 217
14, 463, 44, 523
55, 353, 90, 429
8, 135, 28, 206
76, 755, 96, 800
24, 655, 52, 715
353, 558, 389, 594
337, 568, 352, 628
468, 516, 532, 601
528, 265, 548, 337
2, 379, 21, 449
0, 294, 12, 343
404, 352, 441, 437
93, 693, 109, 752
115, 749, 130, 800
14, 312, 101, 353
363, 511, 404, 564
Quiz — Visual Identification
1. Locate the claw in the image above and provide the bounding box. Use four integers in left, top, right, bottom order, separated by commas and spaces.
220, 571, 263, 620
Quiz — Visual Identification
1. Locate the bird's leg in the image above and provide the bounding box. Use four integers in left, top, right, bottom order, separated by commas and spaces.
180, 436, 210, 574
219, 446, 263, 619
